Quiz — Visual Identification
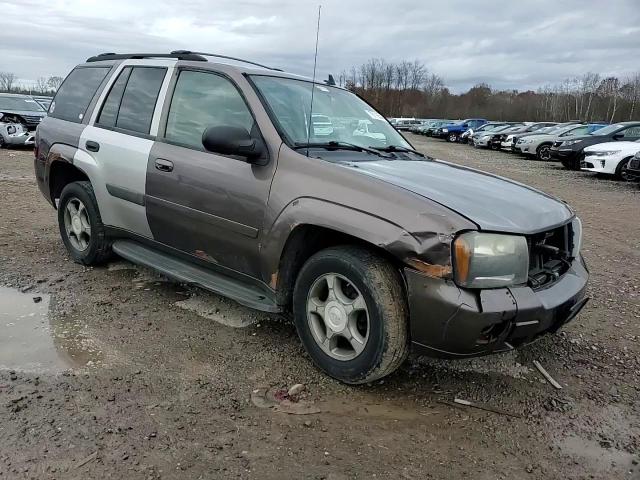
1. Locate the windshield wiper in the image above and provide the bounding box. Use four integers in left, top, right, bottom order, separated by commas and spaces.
293, 141, 392, 158
370, 145, 424, 156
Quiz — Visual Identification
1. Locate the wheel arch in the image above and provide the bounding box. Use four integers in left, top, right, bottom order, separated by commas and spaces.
261, 198, 438, 309
47, 144, 91, 208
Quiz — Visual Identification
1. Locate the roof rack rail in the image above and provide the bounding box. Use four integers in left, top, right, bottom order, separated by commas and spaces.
170, 50, 283, 71
86, 52, 208, 63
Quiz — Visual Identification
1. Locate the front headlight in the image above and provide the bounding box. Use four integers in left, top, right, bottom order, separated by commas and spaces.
562, 139, 582, 147
453, 232, 529, 288
570, 217, 582, 259
522, 139, 533, 144
480, 135, 491, 140
442, 128, 448, 133
593, 150, 621, 157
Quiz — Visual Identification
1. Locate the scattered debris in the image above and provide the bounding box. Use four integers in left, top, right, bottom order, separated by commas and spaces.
75, 451, 97, 469
533, 360, 562, 389
287, 383, 305, 397
439, 398, 522, 419
251, 385, 320, 415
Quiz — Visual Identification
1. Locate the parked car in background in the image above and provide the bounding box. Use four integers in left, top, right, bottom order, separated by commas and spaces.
550, 122, 640, 169
0, 93, 47, 147
311, 114, 334, 137
487, 124, 526, 149
627, 151, 640, 179
516, 124, 603, 161
580, 139, 640, 180
500, 122, 558, 151
422, 120, 455, 136
395, 119, 421, 131
408, 119, 435, 133
510, 122, 583, 151
436, 118, 488, 142
470, 124, 518, 148
461, 122, 508, 144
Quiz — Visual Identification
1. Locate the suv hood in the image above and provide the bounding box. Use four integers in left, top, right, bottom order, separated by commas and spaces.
584, 140, 640, 152
345, 159, 573, 234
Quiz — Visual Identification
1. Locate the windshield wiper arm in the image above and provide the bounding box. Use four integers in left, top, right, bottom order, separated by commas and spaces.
293, 141, 392, 158
371, 145, 424, 156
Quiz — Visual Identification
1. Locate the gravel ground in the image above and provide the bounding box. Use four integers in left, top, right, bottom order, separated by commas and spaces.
0, 138, 639, 479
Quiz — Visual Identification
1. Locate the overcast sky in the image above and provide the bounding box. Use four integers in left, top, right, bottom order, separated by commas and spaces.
2, 0, 639, 92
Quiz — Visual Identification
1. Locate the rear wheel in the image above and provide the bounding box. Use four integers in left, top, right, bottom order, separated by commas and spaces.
58, 181, 112, 265
0, 135, 6, 149
536, 144, 551, 161
293, 246, 409, 384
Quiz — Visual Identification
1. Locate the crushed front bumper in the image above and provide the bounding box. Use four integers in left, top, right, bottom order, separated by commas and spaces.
406, 255, 589, 358
1, 128, 35, 146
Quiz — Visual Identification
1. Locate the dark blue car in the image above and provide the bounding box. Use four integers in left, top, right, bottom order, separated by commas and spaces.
434, 118, 488, 142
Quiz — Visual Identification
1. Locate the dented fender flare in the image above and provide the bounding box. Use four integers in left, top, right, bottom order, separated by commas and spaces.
259, 196, 457, 286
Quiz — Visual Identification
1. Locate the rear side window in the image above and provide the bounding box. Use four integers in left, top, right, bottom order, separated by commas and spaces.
115, 67, 166, 134
165, 70, 254, 150
50, 67, 110, 123
97, 67, 132, 127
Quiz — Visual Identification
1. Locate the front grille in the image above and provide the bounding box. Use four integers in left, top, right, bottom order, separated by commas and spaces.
527, 224, 572, 289
581, 161, 595, 168
21, 115, 43, 126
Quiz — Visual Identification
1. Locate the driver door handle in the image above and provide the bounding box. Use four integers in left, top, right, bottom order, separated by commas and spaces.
155, 158, 174, 172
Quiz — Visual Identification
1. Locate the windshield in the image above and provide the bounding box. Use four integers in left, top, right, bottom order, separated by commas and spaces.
590, 123, 624, 136
251, 76, 410, 149
0, 96, 45, 112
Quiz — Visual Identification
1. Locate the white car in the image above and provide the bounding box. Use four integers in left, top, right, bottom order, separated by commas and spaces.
312, 114, 334, 136
516, 124, 593, 160
581, 140, 640, 180
353, 119, 386, 144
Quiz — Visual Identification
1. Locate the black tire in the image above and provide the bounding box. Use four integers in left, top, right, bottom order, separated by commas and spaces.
615, 157, 634, 181
58, 181, 112, 265
536, 143, 552, 161
0, 135, 6, 149
561, 153, 581, 170
293, 246, 409, 384
447, 133, 458, 143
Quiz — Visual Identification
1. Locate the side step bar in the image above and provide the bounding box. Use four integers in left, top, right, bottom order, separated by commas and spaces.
112, 240, 280, 313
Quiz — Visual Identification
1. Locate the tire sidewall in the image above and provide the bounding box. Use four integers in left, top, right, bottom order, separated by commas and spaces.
58, 182, 103, 264
537, 144, 551, 161
616, 157, 632, 180
293, 253, 389, 383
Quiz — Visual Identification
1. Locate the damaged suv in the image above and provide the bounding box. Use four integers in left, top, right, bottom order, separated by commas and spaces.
35, 52, 589, 384
0, 93, 47, 148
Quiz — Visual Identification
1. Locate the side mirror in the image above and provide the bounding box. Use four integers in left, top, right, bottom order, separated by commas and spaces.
202, 126, 266, 163
612, 133, 624, 140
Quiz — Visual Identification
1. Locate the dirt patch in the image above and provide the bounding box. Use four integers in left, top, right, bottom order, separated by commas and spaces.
1, 142, 639, 479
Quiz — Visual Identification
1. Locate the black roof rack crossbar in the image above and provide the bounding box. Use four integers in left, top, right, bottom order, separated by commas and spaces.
170, 50, 283, 71
86, 52, 208, 63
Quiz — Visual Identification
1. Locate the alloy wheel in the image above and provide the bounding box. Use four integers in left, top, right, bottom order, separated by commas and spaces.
63, 197, 91, 251
306, 273, 370, 361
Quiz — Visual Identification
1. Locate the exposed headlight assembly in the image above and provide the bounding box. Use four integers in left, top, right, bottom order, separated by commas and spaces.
453, 232, 529, 288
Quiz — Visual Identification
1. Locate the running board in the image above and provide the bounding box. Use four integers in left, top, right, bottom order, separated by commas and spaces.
112, 240, 280, 312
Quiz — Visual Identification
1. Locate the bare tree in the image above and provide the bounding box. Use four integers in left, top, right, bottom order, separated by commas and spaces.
0, 72, 17, 92
47, 76, 64, 91
35, 77, 50, 94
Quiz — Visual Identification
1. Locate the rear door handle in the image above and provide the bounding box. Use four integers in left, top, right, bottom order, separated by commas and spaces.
155, 158, 174, 172
86, 140, 100, 152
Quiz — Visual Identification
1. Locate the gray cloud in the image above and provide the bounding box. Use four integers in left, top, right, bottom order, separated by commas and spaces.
2, 0, 639, 92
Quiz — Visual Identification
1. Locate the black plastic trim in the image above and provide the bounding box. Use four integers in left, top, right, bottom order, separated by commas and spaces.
106, 184, 145, 206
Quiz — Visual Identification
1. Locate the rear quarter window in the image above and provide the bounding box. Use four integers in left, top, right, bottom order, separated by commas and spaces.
49, 67, 110, 123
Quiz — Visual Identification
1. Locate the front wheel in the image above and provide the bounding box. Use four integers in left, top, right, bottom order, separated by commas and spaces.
615, 157, 634, 181
536, 144, 551, 161
447, 133, 459, 143
58, 181, 112, 265
293, 246, 409, 384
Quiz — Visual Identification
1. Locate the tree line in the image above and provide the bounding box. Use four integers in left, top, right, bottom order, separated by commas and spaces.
339, 59, 640, 123
0, 72, 64, 96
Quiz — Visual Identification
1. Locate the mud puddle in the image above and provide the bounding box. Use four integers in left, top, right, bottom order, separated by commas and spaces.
0, 286, 103, 372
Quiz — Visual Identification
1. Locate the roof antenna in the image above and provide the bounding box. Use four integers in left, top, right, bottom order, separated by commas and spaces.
305, 5, 322, 157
